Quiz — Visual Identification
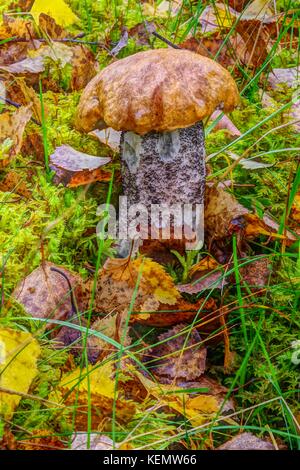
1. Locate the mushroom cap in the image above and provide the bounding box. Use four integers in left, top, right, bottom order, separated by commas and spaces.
75, 48, 240, 135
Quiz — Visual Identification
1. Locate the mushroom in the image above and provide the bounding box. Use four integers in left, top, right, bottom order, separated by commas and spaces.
75, 49, 239, 250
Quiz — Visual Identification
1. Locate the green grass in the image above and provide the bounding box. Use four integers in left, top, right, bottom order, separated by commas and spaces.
0, 0, 299, 451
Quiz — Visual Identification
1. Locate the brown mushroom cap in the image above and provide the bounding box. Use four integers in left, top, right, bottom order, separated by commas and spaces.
75, 48, 240, 135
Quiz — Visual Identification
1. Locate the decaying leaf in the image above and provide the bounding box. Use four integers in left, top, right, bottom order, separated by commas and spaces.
142, 0, 182, 18
205, 185, 249, 241
49, 144, 111, 187
12, 261, 90, 322
143, 323, 207, 385
0, 327, 40, 418
0, 43, 73, 75
0, 104, 32, 167
70, 45, 98, 91
17, 430, 67, 450
210, 111, 241, 138
95, 257, 180, 317
226, 151, 273, 170
0, 170, 31, 198
217, 432, 275, 450
59, 360, 136, 429
38, 13, 68, 40
71, 433, 126, 450
290, 193, 300, 225
178, 271, 227, 294
239, 256, 272, 289
90, 128, 121, 153
268, 67, 300, 131
30, 0, 79, 27
133, 369, 231, 427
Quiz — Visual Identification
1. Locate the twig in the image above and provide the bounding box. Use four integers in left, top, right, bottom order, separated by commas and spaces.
0, 95, 40, 125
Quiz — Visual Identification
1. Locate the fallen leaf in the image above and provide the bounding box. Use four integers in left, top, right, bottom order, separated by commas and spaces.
0, 104, 32, 167
217, 432, 275, 450
71, 433, 126, 450
90, 128, 121, 153
290, 193, 300, 224
134, 370, 222, 427
142, 0, 182, 18
95, 257, 180, 317
178, 271, 227, 294
30, 0, 79, 27
143, 323, 207, 384
239, 256, 272, 289
17, 430, 66, 450
226, 151, 273, 170
0, 327, 40, 418
0, 170, 31, 198
49, 144, 111, 187
204, 185, 249, 241
59, 360, 136, 429
38, 13, 67, 40
70, 45, 98, 91
268, 67, 300, 131
0, 42, 73, 75
12, 261, 90, 321
210, 111, 241, 138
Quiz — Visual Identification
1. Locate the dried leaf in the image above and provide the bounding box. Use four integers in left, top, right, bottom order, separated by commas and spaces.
142, 0, 182, 18
49, 144, 111, 187
30, 0, 79, 27
239, 256, 272, 288
0, 105, 32, 168
226, 151, 273, 169
134, 370, 220, 427
204, 185, 249, 241
290, 193, 300, 224
59, 361, 135, 429
143, 324, 207, 385
70, 45, 98, 91
12, 261, 90, 321
71, 434, 127, 450
217, 432, 275, 450
178, 271, 227, 294
0, 328, 40, 418
0, 43, 74, 75
90, 128, 121, 153
0, 170, 31, 198
38, 13, 67, 40
17, 430, 66, 450
95, 257, 180, 316
211, 110, 241, 138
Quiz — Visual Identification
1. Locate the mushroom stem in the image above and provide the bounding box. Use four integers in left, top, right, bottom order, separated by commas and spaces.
120, 121, 206, 248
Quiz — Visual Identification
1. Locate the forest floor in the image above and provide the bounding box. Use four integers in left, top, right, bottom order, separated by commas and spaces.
0, 0, 299, 451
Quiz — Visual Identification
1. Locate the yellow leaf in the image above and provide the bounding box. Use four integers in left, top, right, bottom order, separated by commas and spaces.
30, 0, 79, 27
0, 328, 40, 418
60, 361, 115, 399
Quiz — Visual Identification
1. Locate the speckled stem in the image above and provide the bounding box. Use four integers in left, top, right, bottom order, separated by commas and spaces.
120, 121, 205, 207
117, 122, 205, 254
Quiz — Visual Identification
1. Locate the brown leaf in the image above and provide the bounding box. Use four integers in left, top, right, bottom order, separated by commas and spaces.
90, 128, 121, 153
178, 271, 227, 294
204, 185, 249, 241
143, 323, 206, 385
217, 432, 275, 450
0, 104, 32, 167
0, 170, 31, 198
17, 430, 67, 450
210, 110, 241, 138
239, 256, 272, 289
12, 261, 90, 321
38, 13, 67, 40
70, 45, 98, 91
49, 144, 111, 187
95, 257, 180, 317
